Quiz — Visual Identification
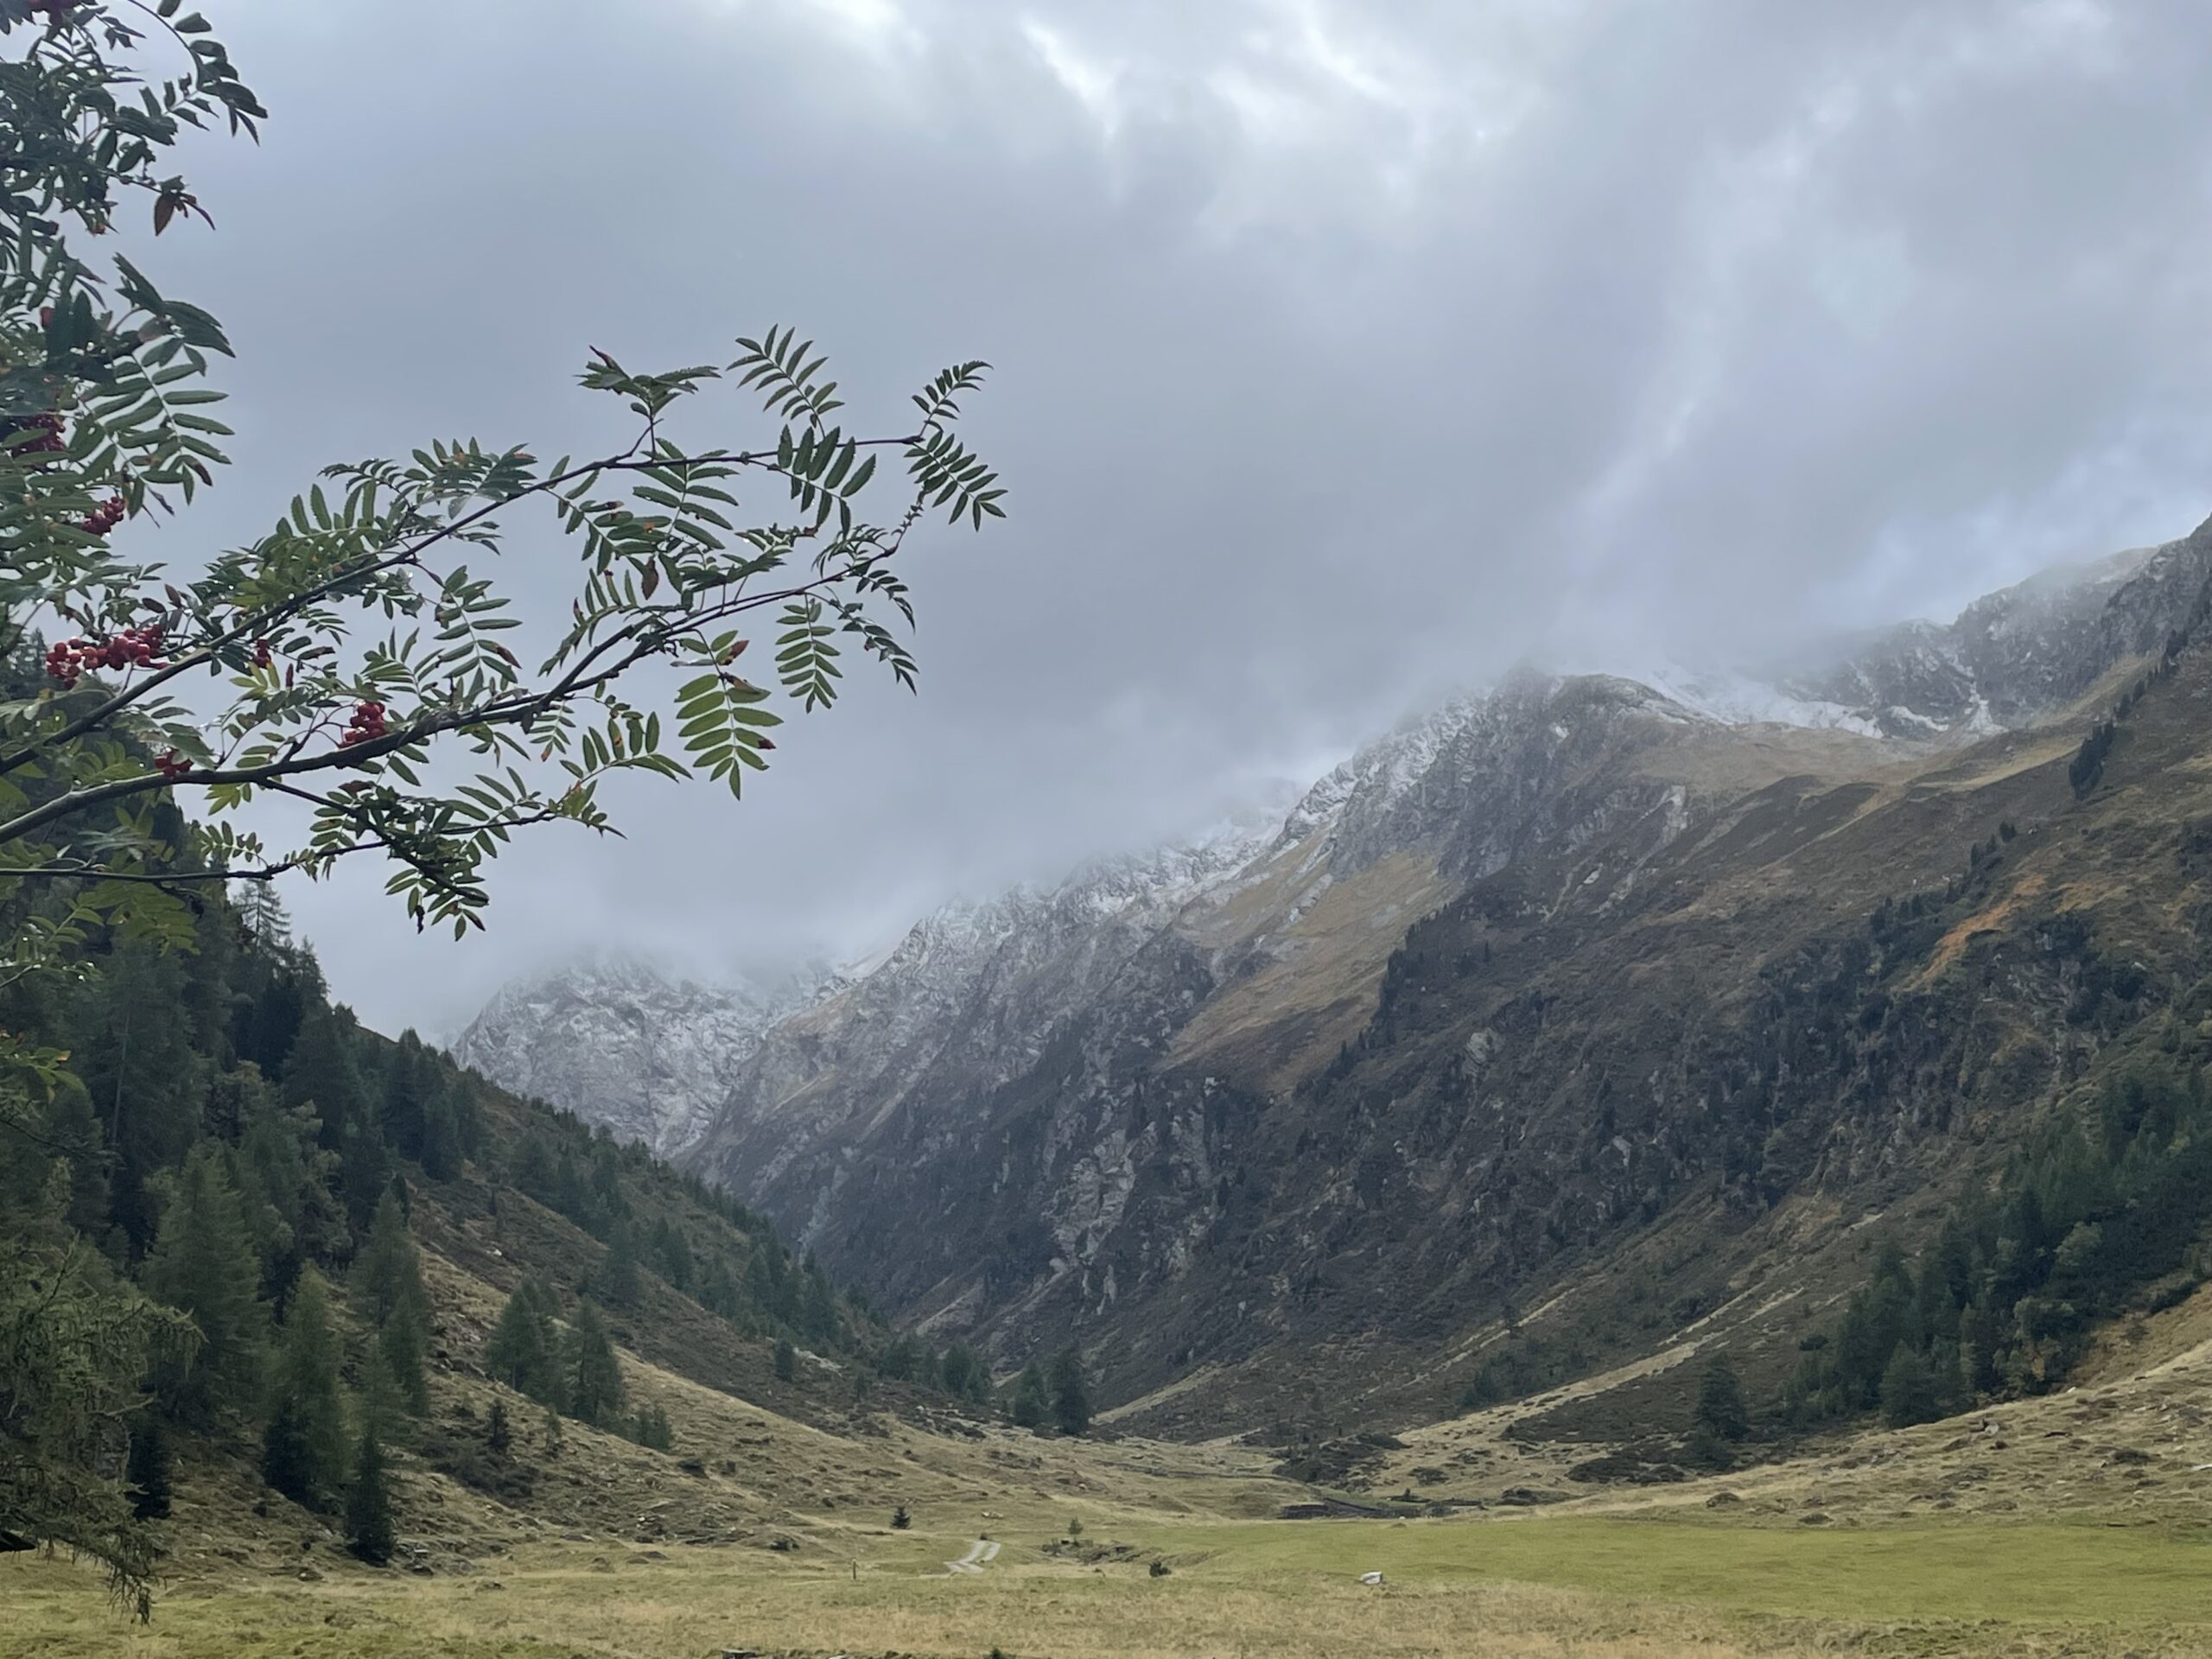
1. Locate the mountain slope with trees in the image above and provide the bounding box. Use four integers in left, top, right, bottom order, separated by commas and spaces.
1, 848, 1033, 1606
466, 529, 2212, 1451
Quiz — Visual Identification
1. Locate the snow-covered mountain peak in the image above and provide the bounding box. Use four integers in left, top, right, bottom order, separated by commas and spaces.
449, 952, 842, 1157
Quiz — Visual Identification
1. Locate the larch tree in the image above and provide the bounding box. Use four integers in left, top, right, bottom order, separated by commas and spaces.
484, 1279, 563, 1409
260, 1265, 346, 1510
1049, 1347, 1092, 1438
564, 1300, 624, 1427
342, 1421, 394, 1566
140, 1141, 264, 1421
353, 1189, 429, 1414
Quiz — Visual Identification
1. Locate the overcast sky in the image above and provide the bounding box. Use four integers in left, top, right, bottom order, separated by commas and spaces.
147, 0, 2212, 1036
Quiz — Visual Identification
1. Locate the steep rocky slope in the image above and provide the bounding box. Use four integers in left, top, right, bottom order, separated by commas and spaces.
461, 524, 2212, 1433
452, 955, 845, 1158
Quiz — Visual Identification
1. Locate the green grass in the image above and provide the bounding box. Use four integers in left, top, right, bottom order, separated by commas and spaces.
1120, 1514, 2212, 1628
10, 1512, 2212, 1659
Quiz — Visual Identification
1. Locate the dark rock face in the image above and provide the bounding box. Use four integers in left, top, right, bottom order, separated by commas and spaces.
684, 673, 1709, 1352
465, 522, 2212, 1432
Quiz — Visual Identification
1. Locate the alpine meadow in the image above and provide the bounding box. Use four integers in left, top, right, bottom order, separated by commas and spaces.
13, 7, 2212, 1659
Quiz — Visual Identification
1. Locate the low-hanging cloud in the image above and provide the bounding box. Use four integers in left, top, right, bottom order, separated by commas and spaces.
150, 0, 2212, 1033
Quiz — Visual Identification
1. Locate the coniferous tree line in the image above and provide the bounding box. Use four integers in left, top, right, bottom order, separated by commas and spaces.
1790, 1024, 2212, 1427
1000, 1347, 1093, 1436
0, 841, 978, 1593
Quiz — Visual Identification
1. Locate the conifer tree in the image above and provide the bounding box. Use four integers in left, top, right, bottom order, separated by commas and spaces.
344, 1423, 396, 1566
416, 1088, 466, 1182
363, 1329, 413, 1434
1050, 1347, 1092, 1437
650, 1216, 693, 1294
124, 1419, 172, 1522
1010, 1362, 1049, 1430
261, 1268, 348, 1508
486, 1399, 512, 1458
484, 1280, 563, 1408
800, 1267, 841, 1345
281, 1001, 372, 1144
876, 1332, 919, 1381
1879, 1344, 1942, 1428
701, 1259, 742, 1322
281, 1003, 385, 1234
940, 1340, 988, 1403
1694, 1355, 1750, 1443
598, 1219, 643, 1305
69, 941, 206, 1254
510, 1136, 557, 1205
1, 1207, 194, 1620
143, 1145, 267, 1422
378, 1033, 436, 1165
234, 948, 315, 1080
773, 1337, 798, 1382
354, 1191, 431, 1413
565, 1301, 625, 1426
232, 1083, 345, 1290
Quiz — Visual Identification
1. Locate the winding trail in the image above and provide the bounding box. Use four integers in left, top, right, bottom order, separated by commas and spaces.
946, 1538, 1001, 1575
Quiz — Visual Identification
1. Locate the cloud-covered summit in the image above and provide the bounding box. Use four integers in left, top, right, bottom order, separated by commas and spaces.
172, 0, 2212, 1032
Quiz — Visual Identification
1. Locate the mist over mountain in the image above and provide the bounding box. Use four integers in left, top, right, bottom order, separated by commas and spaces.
454, 524, 2212, 1427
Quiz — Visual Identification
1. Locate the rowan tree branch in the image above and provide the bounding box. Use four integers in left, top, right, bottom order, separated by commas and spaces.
0, 435, 918, 779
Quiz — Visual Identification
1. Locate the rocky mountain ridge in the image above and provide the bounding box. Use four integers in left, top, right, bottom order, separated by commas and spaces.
451, 954, 848, 1158
454, 524, 2212, 1429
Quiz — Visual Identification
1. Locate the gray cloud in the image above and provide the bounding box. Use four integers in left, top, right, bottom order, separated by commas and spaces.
147, 0, 2212, 1032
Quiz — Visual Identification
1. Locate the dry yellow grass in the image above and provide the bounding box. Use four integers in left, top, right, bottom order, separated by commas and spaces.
1169, 849, 1452, 1094
10, 1510, 2211, 1659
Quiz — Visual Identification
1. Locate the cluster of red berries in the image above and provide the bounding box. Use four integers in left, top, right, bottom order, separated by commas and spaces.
338, 700, 390, 748
252, 638, 273, 668
43, 622, 165, 689
154, 749, 191, 782
5, 412, 64, 455
25, 0, 79, 24
79, 496, 124, 537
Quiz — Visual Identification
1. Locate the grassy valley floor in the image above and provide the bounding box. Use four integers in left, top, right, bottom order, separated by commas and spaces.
23, 1215, 2212, 1658
10, 1508, 2212, 1659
